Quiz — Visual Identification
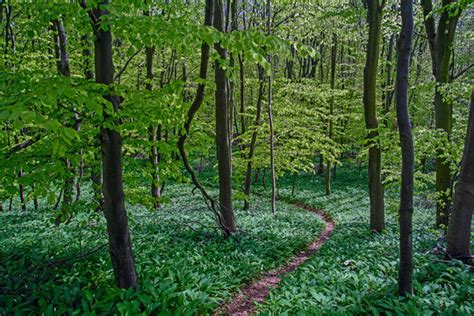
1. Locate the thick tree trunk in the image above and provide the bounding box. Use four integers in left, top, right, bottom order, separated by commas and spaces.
363, 0, 385, 232
326, 33, 337, 196
214, 0, 236, 235
88, 1, 137, 288
243, 66, 264, 210
396, 0, 414, 295
447, 92, 474, 263
421, 0, 462, 228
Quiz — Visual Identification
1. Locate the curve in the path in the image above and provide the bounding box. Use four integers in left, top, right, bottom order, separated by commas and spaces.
216, 202, 335, 316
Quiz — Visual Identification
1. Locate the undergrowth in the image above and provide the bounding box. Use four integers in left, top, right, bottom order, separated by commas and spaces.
255, 165, 473, 315
0, 186, 324, 314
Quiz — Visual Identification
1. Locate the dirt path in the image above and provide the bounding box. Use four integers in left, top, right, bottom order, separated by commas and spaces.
216, 202, 335, 316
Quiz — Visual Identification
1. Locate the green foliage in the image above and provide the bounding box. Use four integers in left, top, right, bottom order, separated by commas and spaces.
0, 184, 324, 314
254, 166, 473, 315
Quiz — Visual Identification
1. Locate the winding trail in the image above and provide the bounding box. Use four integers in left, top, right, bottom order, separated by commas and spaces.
216, 202, 335, 316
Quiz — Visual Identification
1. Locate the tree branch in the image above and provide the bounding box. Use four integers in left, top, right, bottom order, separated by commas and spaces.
114, 46, 143, 82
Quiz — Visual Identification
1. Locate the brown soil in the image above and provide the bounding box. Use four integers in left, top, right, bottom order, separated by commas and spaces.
216, 202, 335, 316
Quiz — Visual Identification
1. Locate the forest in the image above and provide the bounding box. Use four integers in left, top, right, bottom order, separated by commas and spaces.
0, 0, 473, 314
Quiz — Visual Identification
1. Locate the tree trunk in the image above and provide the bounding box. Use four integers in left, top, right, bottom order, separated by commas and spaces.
446, 92, 474, 263
317, 153, 324, 175
326, 33, 337, 196
145, 40, 161, 209
239, 53, 246, 136
82, 34, 103, 210
363, 0, 385, 232
18, 169, 26, 211
243, 66, 264, 210
53, 19, 77, 213
32, 182, 39, 211
382, 32, 395, 127
87, 0, 137, 288
421, 0, 462, 228
396, 0, 414, 295
214, 0, 236, 235
267, 0, 276, 214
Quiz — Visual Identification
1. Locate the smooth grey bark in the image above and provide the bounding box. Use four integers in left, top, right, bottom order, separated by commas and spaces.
396, 0, 414, 295
446, 92, 474, 263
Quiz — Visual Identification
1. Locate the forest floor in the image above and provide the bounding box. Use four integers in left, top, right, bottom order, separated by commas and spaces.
219, 203, 335, 315
0, 185, 325, 314
252, 167, 473, 315
0, 164, 473, 315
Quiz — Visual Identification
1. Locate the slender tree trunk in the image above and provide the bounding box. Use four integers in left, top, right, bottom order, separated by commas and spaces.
325, 33, 337, 196
254, 169, 260, 184
291, 173, 297, 196
91, 162, 103, 211
54, 189, 62, 210
32, 182, 39, 210
53, 19, 77, 213
262, 168, 267, 190
396, 0, 414, 295
446, 92, 474, 263
382, 32, 395, 127
18, 169, 26, 211
319, 34, 324, 82
145, 38, 161, 209
317, 153, 324, 175
75, 154, 84, 202
267, 0, 276, 214
82, 34, 103, 210
363, 0, 385, 232
86, 0, 137, 288
239, 53, 246, 136
243, 66, 264, 210
214, 0, 236, 235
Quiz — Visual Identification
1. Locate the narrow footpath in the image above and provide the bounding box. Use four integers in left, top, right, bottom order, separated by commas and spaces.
217, 202, 335, 315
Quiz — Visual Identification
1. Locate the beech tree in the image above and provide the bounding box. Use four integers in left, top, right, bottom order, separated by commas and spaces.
396, 0, 414, 296
214, 0, 236, 235
420, 0, 464, 228
363, 0, 385, 232
82, 0, 137, 288
446, 92, 474, 263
